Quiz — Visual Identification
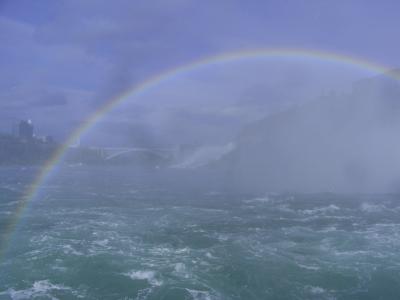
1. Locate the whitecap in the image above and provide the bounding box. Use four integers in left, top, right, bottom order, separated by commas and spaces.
93, 239, 109, 247
244, 195, 271, 204
62, 244, 84, 256
174, 262, 190, 278
124, 270, 163, 286
186, 288, 212, 300
308, 286, 325, 294
361, 203, 386, 213
302, 204, 340, 215
305, 285, 336, 300
205, 252, 215, 259
297, 263, 320, 271
1, 280, 72, 300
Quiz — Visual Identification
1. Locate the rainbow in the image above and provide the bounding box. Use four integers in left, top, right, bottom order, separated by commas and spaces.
0, 47, 397, 258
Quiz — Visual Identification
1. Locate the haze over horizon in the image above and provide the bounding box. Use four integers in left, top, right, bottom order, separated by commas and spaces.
2, 0, 400, 145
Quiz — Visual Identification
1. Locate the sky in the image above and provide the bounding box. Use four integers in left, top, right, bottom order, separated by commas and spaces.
1, 0, 400, 146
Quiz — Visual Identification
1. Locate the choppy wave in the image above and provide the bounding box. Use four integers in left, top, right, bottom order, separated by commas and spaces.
0, 280, 80, 300
2, 167, 400, 299
125, 270, 163, 286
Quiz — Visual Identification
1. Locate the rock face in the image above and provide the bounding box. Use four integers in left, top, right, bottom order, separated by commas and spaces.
216, 71, 400, 193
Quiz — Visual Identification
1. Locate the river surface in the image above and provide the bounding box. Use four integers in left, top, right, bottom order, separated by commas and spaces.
1, 166, 400, 299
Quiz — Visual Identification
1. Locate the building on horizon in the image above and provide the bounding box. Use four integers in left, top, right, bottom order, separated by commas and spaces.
18, 120, 34, 140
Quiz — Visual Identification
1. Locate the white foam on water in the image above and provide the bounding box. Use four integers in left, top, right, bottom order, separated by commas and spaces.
244, 195, 272, 204
174, 262, 191, 279
0, 280, 73, 300
205, 252, 215, 259
0, 200, 20, 207
305, 285, 336, 300
190, 207, 228, 214
136, 287, 153, 300
319, 238, 334, 253
333, 250, 370, 257
318, 226, 338, 233
149, 246, 173, 256
175, 247, 190, 254
302, 204, 340, 215
186, 288, 212, 300
307, 286, 326, 295
297, 263, 320, 271
30, 234, 51, 244
215, 233, 230, 242
93, 239, 109, 247
309, 286, 325, 294
124, 270, 163, 286
175, 262, 186, 272
62, 244, 84, 256
276, 204, 295, 213
361, 203, 386, 213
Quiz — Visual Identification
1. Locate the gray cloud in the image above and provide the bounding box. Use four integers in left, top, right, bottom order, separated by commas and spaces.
1, 0, 400, 142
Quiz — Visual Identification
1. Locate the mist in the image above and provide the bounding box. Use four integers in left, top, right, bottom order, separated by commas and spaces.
217, 71, 400, 193
3, 2, 400, 298
76, 61, 400, 194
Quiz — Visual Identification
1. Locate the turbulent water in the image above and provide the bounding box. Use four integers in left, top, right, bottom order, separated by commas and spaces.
1, 166, 400, 299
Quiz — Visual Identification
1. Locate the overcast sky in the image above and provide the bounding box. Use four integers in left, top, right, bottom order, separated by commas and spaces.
1, 0, 400, 145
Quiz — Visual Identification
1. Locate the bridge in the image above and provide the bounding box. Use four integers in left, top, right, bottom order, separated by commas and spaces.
89, 147, 176, 161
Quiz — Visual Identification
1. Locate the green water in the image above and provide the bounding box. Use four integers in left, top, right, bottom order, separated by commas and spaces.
1, 166, 400, 299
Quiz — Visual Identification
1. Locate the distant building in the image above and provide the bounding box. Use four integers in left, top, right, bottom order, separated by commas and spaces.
45, 135, 54, 143
18, 120, 34, 140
